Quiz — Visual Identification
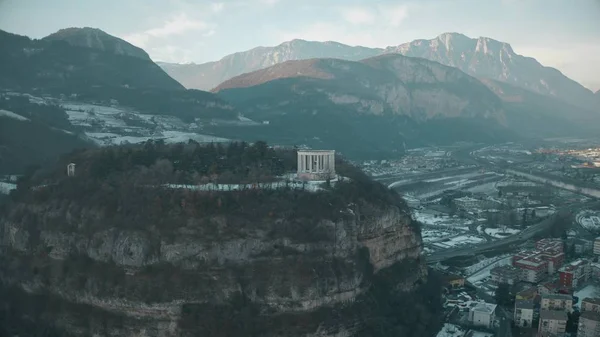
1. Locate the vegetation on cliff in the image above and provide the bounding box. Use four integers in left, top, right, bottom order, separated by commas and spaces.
12, 140, 410, 226
0, 141, 441, 337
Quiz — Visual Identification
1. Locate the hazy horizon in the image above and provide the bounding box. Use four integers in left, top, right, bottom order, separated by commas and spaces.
1, 0, 599, 91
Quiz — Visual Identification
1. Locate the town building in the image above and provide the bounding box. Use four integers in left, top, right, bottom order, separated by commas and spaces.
512, 239, 565, 283
469, 302, 497, 329
568, 238, 593, 254
558, 259, 591, 288
516, 286, 539, 301
582, 298, 600, 313
513, 255, 548, 283
538, 310, 568, 337
578, 311, 600, 337
296, 150, 336, 181
491, 265, 519, 285
538, 281, 560, 295
536, 238, 564, 252
594, 237, 600, 255
514, 299, 535, 328
540, 293, 573, 311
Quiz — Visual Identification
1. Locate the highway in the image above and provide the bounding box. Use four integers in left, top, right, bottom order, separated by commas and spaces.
425, 209, 568, 264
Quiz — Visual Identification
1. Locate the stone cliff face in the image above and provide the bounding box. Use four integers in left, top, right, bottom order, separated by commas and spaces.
0, 186, 437, 337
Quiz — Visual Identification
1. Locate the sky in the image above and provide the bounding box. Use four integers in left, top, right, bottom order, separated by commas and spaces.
1, 0, 599, 91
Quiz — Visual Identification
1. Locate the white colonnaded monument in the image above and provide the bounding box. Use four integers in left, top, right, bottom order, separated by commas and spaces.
296, 150, 336, 181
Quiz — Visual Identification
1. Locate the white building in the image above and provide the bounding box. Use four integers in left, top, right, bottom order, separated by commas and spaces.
594, 237, 600, 255
541, 294, 573, 312
578, 311, 600, 337
469, 302, 497, 329
539, 310, 568, 336
67, 163, 76, 177
514, 300, 534, 328
297, 150, 335, 181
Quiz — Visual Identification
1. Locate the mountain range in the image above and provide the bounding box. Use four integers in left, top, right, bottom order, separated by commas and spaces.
0, 26, 599, 172
160, 33, 598, 114
157, 39, 381, 91
211, 54, 513, 158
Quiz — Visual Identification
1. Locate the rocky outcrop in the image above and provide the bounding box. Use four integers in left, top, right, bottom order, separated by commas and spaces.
43, 27, 151, 60
0, 183, 439, 337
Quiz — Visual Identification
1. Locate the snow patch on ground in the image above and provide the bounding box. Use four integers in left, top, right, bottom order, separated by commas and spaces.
575, 285, 600, 300
163, 175, 347, 193
0, 182, 17, 194
467, 256, 512, 284
577, 210, 600, 231
414, 211, 473, 227
0, 109, 29, 121
436, 324, 466, 337
484, 227, 521, 239
432, 235, 485, 249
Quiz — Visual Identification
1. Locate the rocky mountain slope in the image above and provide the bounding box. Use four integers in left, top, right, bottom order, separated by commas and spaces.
161, 33, 597, 113
0, 142, 443, 337
158, 39, 382, 90
43, 27, 150, 60
0, 28, 244, 174
387, 32, 598, 111
480, 79, 600, 138
0, 29, 183, 91
212, 54, 513, 158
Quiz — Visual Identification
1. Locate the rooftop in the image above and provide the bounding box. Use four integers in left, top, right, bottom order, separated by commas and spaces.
542, 293, 572, 301
582, 297, 600, 305
490, 265, 518, 275
297, 150, 335, 153
515, 299, 534, 309
540, 309, 568, 321
581, 311, 600, 322
470, 302, 497, 314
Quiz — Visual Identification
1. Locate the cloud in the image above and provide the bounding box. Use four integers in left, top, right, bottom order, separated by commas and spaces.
123, 12, 212, 48
148, 44, 198, 63
260, 0, 280, 5
382, 5, 409, 27
211, 2, 224, 13
338, 4, 409, 27
341, 7, 375, 25
203, 29, 216, 37
145, 13, 208, 38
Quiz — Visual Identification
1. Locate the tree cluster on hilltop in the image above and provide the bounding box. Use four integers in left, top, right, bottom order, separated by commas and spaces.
7, 141, 409, 231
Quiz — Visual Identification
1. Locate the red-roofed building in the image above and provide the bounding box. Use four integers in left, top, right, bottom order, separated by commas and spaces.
559, 259, 591, 288
512, 239, 565, 284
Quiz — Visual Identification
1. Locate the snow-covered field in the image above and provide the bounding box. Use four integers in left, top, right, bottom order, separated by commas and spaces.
577, 210, 600, 231
5, 93, 236, 146
436, 324, 466, 337
422, 230, 453, 243
575, 285, 600, 300
467, 256, 512, 284
432, 235, 485, 249
414, 210, 473, 228
0, 182, 16, 194
484, 227, 521, 239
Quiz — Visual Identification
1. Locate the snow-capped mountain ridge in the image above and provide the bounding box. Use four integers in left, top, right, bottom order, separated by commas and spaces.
385, 33, 596, 110
158, 39, 382, 90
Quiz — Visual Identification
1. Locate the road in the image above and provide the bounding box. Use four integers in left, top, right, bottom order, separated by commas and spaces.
425, 209, 568, 264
